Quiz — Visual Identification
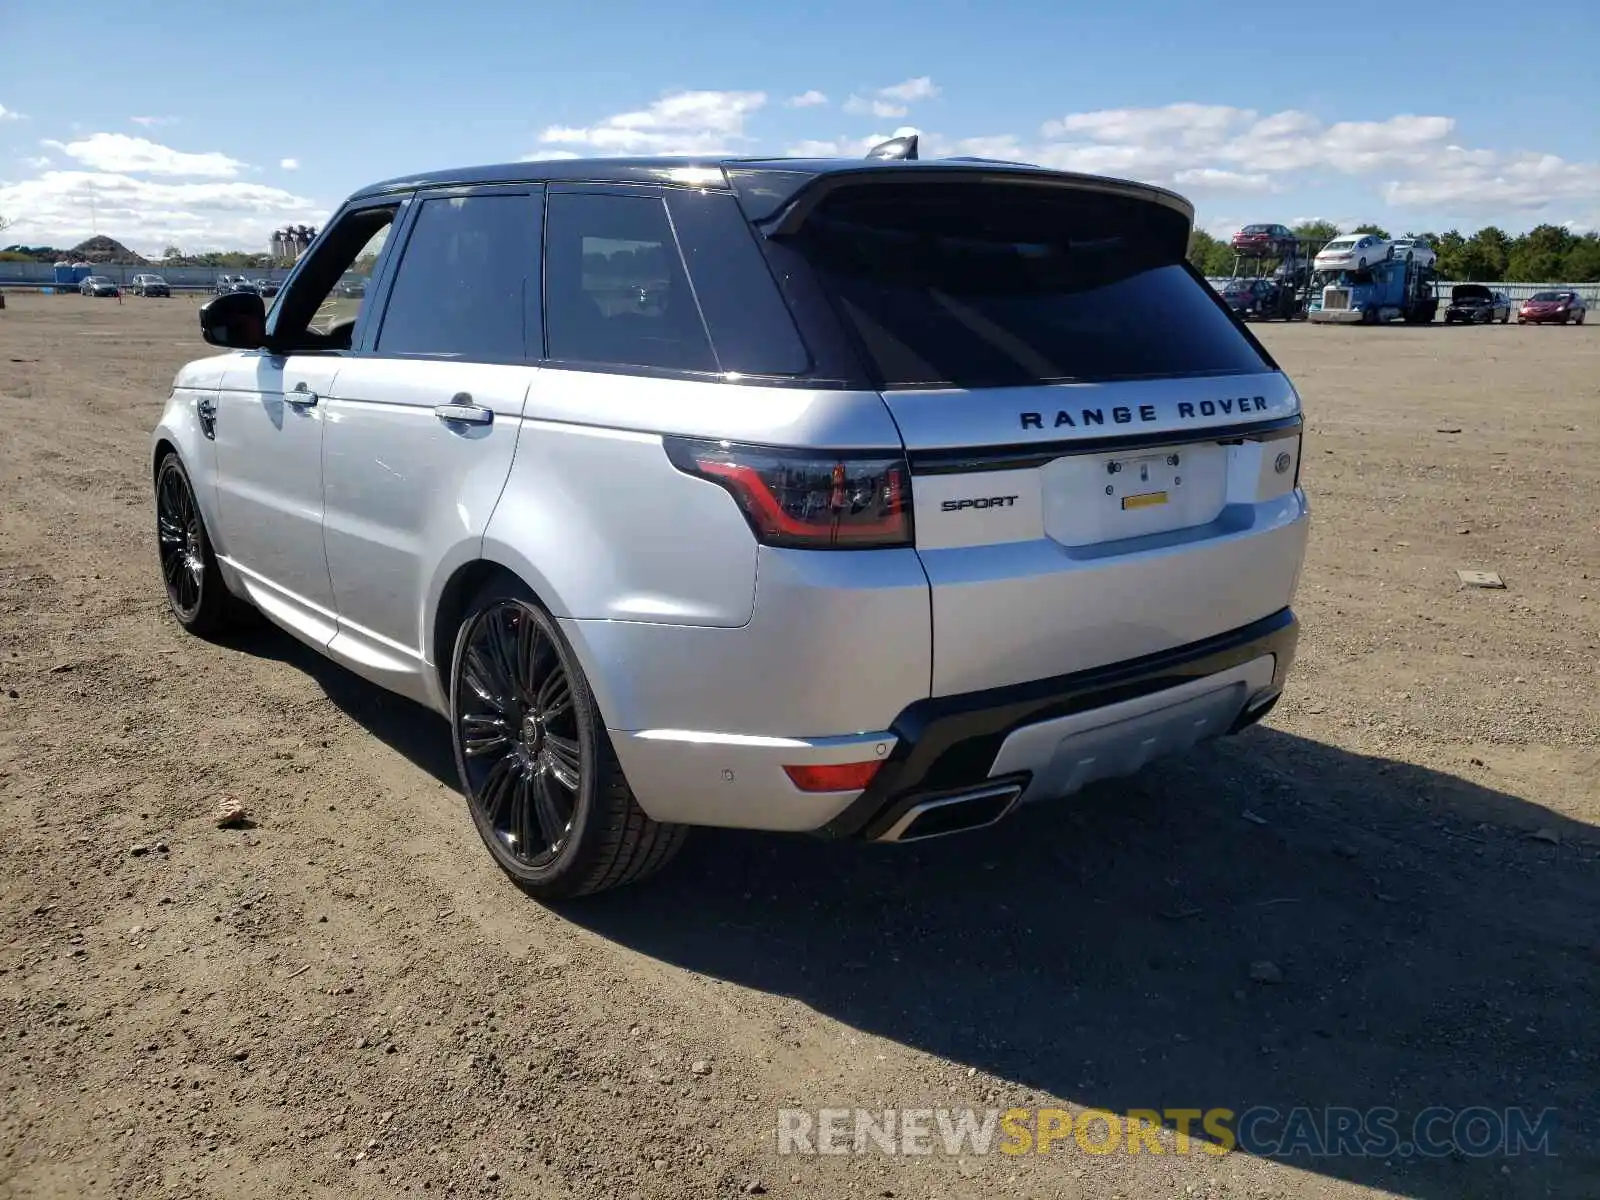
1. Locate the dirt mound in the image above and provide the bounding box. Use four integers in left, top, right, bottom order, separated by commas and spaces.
69, 235, 147, 264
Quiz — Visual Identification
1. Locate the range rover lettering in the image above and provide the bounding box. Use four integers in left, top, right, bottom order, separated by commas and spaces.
151, 142, 1310, 898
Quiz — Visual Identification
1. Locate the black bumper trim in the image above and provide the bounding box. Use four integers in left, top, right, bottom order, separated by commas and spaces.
819, 608, 1298, 840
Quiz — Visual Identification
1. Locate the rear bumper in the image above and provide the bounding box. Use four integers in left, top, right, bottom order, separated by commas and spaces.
817, 607, 1299, 840
1308, 309, 1364, 323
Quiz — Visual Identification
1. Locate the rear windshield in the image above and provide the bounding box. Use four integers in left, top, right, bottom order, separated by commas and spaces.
788, 183, 1269, 388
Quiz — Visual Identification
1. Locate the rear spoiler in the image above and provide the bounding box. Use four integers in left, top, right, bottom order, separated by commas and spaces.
742, 165, 1194, 239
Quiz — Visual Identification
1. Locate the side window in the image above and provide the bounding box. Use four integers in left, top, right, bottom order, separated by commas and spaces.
272, 204, 398, 352
544, 192, 715, 373
308, 221, 392, 336
376, 194, 536, 359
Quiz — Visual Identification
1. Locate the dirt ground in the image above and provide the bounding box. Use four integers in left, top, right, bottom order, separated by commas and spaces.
1, 292, 1596, 1200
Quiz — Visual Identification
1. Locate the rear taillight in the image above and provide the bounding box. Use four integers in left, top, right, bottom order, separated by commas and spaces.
664, 437, 913, 549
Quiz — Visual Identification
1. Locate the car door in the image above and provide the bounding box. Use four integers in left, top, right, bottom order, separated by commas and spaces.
210, 198, 406, 647
319, 186, 541, 706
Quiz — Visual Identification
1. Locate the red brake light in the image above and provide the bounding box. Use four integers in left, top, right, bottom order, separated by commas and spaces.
665, 437, 913, 549
783, 761, 883, 792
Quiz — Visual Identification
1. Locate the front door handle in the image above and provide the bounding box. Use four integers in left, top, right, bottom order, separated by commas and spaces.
434, 392, 494, 427
287, 383, 318, 408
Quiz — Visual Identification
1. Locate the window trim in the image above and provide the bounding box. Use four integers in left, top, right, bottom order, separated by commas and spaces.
364, 183, 544, 364
265, 194, 412, 356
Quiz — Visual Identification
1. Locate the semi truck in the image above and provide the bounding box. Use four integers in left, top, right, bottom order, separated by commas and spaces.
1307, 256, 1439, 324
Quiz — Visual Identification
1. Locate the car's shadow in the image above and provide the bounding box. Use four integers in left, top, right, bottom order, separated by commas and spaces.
221, 622, 459, 786
228, 623, 1598, 1198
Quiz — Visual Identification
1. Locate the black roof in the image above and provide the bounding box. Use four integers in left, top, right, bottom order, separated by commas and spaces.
348, 155, 1193, 226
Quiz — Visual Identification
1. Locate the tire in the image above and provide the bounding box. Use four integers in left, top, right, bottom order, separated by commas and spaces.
449, 580, 687, 900
1500, 310, 1509, 324
1575, 311, 1585, 325
154, 453, 234, 636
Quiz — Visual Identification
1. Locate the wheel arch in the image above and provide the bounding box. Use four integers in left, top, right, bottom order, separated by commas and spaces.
152, 436, 181, 482
426, 551, 567, 705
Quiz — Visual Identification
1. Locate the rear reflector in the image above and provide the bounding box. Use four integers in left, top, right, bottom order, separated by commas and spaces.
783, 761, 883, 792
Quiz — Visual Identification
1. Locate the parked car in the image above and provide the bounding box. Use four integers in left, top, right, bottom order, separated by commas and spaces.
337, 276, 367, 298
1388, 238, 1437, 268
154, 153, 1309, 898
130, 273, 171, 298
79, 275, 120, 297
1313, 234, 1391, 273
1231, 223, 1297, 258
213, 274, 257, 295
1218, 276, 1279, 318
1442, 284, 1510, 324
1517, 290, 1587, 325
256, 278, 281, 298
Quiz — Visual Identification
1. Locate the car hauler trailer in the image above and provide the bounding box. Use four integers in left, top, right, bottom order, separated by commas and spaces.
1227, 237, 1320, 320
1307, 256, 1439, 324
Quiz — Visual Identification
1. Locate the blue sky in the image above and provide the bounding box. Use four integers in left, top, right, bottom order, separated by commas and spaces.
2, 0, 1596, 253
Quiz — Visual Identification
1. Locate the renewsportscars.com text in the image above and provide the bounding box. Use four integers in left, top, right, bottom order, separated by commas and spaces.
777, 1106, 1557, 1160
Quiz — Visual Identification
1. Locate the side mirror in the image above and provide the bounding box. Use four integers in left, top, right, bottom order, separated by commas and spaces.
199, 290, 267, 349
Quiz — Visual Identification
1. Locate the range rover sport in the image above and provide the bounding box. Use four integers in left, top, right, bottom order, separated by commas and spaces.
151, 147, 1310, 898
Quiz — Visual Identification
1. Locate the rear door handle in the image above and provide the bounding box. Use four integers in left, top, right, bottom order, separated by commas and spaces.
286, 383, 318, 408
434, 392, 494, 426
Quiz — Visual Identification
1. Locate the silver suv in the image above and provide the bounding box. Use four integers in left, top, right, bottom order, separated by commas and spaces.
152, 152, 1309, 898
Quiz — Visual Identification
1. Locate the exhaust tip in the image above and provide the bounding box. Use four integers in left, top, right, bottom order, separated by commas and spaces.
875, 782, 1025, 844
1230, 688, 1282, 734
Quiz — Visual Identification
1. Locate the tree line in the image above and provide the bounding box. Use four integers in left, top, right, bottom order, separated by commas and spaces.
1188, 221, 1600, 282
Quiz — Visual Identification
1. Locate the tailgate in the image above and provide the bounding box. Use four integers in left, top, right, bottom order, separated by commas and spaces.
888, 377, 1306, 695
771, 170, 1310, 696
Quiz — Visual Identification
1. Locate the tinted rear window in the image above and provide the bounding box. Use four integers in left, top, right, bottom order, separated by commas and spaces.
788, 183, 1270, 388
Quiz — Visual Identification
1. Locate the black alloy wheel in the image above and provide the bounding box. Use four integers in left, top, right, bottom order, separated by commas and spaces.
448, 583, 687, 899
155, 454, 232, 634
454, 598, 581, 869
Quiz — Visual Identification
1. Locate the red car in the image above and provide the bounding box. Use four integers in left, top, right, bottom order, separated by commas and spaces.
1231, 223, 1297, 257
1517, 290, 1587, 325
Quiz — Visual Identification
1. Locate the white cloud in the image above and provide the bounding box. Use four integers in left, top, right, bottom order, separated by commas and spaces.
785, 127, 924, 160
785, 138, 846, 157
0, 104, 23, 122
1173, 167, 1273, 191
1022, 102, 1600, 223
843, 96, 908, 119
879, 76, 939, 104
513, 88, 1597, 230
43, 133, 245, 178
519, 149, 581, 161
21, 155, 52, 169
1381, 149, 1600, 213
279, 157, 299, 170
842, 76, 939, 121
950, 134, 1028, 161
0, 169, 323, 254
130, 116, 177, 128
536, 90, 767, 156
